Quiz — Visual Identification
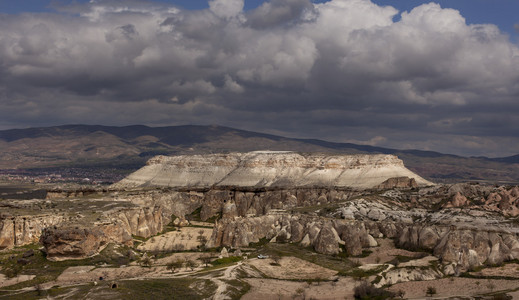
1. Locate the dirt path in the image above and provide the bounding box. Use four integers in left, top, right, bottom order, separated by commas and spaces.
210, 262, 242, 300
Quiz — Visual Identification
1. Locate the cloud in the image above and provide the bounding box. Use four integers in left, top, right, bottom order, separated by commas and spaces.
0, 0, 518, 157
245, 0, 315, 28
209, 0, 244, 19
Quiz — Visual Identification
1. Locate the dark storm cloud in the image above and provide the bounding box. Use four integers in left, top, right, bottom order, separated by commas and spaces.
245, 0, 315, 29
1, 0, 519, 156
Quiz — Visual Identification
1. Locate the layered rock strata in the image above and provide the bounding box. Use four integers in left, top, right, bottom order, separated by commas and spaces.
112, 152, 432, 189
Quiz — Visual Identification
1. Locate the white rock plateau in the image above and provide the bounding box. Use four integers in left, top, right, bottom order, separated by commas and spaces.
113, 151, 432, 189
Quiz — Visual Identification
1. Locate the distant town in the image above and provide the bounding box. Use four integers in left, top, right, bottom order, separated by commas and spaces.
0, 167, 135, 185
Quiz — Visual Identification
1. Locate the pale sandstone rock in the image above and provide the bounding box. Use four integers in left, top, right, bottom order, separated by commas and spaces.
314, 225, 340, 255
397, 224, 519, 271
444, 192, 468, 208
0, 215, 64, 250
113, 152, 432, 189
220, 247, 229, 258
341, 208, 354, 220
375, 267, 443, 288
40, 224, 132, 261
367, 234, 378, 247
300, 234, 311, 247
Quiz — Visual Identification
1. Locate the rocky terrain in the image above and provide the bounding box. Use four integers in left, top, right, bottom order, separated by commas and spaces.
1, 152, 519, 299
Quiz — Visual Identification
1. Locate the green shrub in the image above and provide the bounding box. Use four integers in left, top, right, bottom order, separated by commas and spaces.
212, 256, 242, 266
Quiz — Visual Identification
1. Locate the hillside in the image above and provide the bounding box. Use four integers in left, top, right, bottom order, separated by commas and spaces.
0, 124, 517, 184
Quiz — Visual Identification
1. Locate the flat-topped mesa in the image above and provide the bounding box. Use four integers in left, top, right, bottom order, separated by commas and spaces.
112, 151, 433, 189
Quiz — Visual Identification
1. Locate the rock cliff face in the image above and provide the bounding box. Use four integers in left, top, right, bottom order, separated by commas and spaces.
112, 152, 432, 189
0, 215, 65, 249
39, 203, 169, 261
40, 224, 133, 261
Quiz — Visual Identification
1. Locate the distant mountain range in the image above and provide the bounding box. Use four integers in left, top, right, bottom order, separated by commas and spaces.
0, 124, 517, 184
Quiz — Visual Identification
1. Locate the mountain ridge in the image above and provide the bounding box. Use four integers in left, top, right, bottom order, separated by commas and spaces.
0, 124, 517, 183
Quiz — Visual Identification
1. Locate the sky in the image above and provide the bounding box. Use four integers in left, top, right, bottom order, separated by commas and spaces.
0, 0, 518, 157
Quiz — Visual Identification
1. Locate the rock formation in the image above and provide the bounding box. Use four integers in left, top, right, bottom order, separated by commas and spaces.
40, 224, 132, 261
376, 176, 418, 189
112, 152, 432, 189
0, 214, 65, 249
207, 212, 389, 256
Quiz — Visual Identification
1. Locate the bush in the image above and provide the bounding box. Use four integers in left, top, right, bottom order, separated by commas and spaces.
354, 281, 394, 300
426, 286, 437, 297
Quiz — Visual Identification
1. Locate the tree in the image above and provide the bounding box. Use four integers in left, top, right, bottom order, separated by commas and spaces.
296, 287, 306, 300
271, 254, 281, 266
200, 254, 213, 267
426, 286, 437, 297
186, 260, 198, 271
197, 234, 208, 251
167, 259, 184, 273
140, 254, 152, 267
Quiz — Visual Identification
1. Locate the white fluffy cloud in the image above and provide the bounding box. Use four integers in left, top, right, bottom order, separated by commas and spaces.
209, 0, 244, 19
0, 0, 518, 156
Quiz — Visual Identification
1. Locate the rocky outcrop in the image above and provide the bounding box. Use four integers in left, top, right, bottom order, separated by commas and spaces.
38, 202, 172, 261
40, 224, 132, 261
444, 192, 469, 208
484, 187, 519, 216
112, 187, 358, 222
114, 206, 166, 238
396, 224, 519, 271
433, 184, 519, 217
0, 215, 65, 249
112, 152, 432, 189
314, 224, 341, 255
375, 267, 443, 287
208, 213, 388, 256
376, 177, 418, 189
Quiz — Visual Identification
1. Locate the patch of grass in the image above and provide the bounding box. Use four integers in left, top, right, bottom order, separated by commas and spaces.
0, 277, 217, 299
132, 235, 147, 242
186, 207, 202, 222
204, 212, 222, 224
256, 243, 356, 272
212, 256, 242, 266
353, 250, 373, 258
223, 279, 251, 300
249, 237, 269, 248
118, 278, 217, 299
